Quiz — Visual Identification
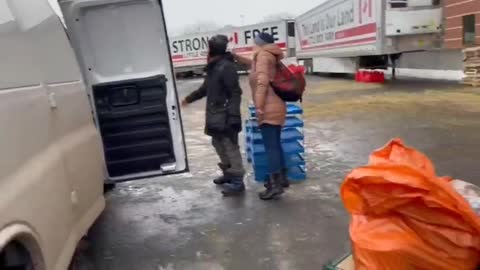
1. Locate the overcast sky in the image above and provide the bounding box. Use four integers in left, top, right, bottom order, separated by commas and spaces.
163, 0, 324, 33
48, 0, 325, 33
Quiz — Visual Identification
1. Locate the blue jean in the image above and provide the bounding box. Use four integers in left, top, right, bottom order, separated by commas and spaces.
260, 124, 285, 174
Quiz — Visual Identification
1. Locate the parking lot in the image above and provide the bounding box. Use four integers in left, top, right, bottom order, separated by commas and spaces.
81, 75, 480, 270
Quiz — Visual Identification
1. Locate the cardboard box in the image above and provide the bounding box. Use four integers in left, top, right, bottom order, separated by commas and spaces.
324, 254, 354, 270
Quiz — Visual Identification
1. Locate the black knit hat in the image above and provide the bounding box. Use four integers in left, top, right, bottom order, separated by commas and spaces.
208, 35, 228, 56
255, 32, 275, 45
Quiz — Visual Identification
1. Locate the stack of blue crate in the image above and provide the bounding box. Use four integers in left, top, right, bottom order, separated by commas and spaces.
245, 103, 306, 182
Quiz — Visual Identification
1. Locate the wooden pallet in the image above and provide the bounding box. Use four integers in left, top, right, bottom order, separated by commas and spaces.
465, 63, 480, 68
462, 81, 480, 87
464, 58, 480, 68
465, 57, 480, 62
463, 47, 480, 58
465, 69, 478, 76
462, 78, 480, 87
462, 69, 480, 86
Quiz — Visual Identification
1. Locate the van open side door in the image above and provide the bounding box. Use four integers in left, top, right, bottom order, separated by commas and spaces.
59, 0, 188, 181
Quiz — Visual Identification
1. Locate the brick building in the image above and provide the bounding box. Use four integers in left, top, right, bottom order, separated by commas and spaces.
444, 0, 480, 48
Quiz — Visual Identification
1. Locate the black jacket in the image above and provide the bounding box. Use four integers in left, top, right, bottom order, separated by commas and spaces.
185, 54, 242, 136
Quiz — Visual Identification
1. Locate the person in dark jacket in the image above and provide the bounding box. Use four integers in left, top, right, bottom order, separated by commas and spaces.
181, 35, 245, 196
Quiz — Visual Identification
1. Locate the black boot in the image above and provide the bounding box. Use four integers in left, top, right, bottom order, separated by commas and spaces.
280, 169, 290, 188
264, 169, 290, 188
221, 176, 245, 196
262, 174, 271, 189
213, 163, 231, 185
259, 173, 284, 200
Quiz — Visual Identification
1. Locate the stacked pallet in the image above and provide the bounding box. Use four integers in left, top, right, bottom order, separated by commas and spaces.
245, 103, 306, 183
463, 47, 480, 87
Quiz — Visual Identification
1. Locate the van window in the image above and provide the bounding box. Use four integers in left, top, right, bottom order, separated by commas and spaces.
47, 0, 66, 26
463, 14, 476, 46
0, 0, 81, 90
0, 1, 14, 24
0, 1, 41, 90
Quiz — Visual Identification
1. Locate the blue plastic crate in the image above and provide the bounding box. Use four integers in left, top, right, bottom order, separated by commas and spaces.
246, 117, 304, 133
251, 152, 305, 167
246, 128, 304, 144
246, 147, 305, 167
249, 103, 303, 118
248, 140, 304, 155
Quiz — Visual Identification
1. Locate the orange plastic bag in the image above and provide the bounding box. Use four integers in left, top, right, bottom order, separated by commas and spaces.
341, 138, 480, 270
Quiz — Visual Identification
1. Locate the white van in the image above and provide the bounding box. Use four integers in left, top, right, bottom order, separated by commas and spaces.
0, 0, 186, 269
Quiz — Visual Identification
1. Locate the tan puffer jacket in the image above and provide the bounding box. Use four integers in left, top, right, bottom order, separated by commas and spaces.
249, 44, 286, 126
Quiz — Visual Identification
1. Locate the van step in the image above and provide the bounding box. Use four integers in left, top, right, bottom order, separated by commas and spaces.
107, 154, 173, 177
97, 104, 167, 120
101, 114, 168, 133
107, 153, 170, 165
105, 140, 171, 161
103, 127, 169, 147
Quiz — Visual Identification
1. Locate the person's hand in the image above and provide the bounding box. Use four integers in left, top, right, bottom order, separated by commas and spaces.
231, 52, 240, 62
256, 108, 264, 116
181, 99, 188, 108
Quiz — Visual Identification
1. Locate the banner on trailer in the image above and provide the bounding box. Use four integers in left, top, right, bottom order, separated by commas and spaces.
170, 21, 288, 68
297, 0, 377, 52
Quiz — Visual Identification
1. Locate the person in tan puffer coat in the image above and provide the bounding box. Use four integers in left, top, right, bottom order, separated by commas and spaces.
235, 32, 288, 200
250, 41, 286, 126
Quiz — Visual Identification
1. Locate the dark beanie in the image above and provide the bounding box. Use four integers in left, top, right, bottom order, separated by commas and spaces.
208, 35, 228, 56
255, 32, 275, 46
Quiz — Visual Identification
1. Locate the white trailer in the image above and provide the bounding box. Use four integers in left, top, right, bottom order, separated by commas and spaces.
171, 20, 296, 76
295, 0, 443, 76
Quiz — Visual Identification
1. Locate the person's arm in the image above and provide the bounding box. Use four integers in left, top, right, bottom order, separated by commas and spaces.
233, 53, 253, 67
183, 79, 207, 105
254, 52, 272, 115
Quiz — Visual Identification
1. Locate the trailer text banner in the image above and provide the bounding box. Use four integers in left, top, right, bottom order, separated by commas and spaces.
170, 21, 288, 68
298, 0, 377, 51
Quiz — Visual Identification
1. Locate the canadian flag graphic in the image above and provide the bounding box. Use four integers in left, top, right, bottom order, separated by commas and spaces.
229, 32, 239, 45
359, 0, 372, 24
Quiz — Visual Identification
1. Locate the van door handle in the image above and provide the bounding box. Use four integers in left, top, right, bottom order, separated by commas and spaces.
171, 105, 178, 120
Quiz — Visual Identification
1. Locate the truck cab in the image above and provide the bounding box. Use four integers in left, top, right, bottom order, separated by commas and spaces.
0, 0, 186, 269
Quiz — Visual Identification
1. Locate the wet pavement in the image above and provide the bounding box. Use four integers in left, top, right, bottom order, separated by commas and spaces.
83, 76, 480, 270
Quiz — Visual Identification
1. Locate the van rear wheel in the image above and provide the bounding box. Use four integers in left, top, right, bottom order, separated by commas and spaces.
104, 183, 116, 193
69, 253, 94, 270
0, 241, 34, 270
69, 239, 94, 270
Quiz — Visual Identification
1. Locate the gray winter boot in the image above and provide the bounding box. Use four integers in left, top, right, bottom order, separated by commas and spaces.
221, 176, 245, 196
213, 163, 231, 185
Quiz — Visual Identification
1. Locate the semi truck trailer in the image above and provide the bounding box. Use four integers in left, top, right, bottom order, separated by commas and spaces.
295, 0, 443, 76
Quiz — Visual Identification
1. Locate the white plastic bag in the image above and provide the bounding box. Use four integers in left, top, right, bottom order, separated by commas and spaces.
451, 179, 480, 215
